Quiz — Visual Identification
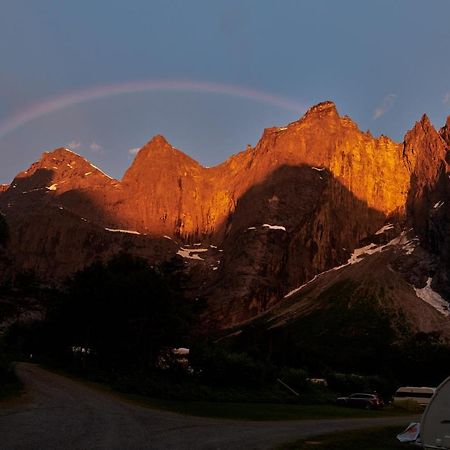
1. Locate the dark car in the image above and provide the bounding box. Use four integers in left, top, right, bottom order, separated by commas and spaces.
336, 393, 384, 409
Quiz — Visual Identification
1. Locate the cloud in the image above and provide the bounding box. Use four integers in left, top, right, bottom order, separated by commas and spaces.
443, 92, 450, 104
373, 94, 397, 120
89, 142, 103, 153
66, 140, 81, 149
128, 147, 140, 155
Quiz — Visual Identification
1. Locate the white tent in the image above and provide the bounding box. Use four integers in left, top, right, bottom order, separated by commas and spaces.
421, 376, 450, 449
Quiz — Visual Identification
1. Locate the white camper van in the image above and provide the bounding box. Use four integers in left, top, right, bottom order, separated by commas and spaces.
393, 386, 436, 407
421, 376, 450, 449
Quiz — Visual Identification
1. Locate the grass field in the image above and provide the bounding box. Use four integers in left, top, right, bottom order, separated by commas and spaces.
113, 390, 415, 421
38, 365, 418, 421
276, 425, 409, 449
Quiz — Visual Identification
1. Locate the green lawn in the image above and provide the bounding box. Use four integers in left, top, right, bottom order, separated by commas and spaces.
276, 426, 409, 449
121, 393, 414, 421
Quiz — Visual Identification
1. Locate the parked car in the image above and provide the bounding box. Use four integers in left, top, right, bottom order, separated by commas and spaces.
336, 393, 384, 409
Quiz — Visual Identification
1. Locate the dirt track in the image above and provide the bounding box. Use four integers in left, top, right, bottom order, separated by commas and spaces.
0, 363, 415, 449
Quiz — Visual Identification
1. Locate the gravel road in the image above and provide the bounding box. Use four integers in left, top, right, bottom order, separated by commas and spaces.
0, 363, 415, 449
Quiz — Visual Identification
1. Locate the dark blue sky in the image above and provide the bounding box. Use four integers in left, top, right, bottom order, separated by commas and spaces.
1, 0, 450, 183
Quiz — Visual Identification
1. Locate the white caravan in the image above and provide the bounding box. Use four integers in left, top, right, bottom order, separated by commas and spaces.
393, 386, 436, 407
421, 376, 450, 449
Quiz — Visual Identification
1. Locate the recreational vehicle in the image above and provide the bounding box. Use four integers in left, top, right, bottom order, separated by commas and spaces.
393, 386, 436, 407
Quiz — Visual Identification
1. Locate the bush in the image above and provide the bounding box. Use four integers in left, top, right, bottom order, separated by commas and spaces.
326, 372, 392, 398
278, 367, 309, 391
0, 214, 8, 247
190, 343, 274, 388
0, 339, 21, 399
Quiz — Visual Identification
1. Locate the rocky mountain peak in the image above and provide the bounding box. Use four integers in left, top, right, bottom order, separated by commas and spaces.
403, 115, 446, 173
124, 135, 203, 185
4, 147, 116, 200
403, 114, 449, 252
298, 100, 340, 127
140, 134, 172, 152
305, 100, 338, 116
439, 115, 450, 147
34, 147, 113, 178
135, 134, 198, 162
420, 113, 432, 128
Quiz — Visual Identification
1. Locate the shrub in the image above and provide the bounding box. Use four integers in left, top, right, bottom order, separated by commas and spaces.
0, 214, 8, 247
278, 367, 309, 391
190, 344, 273, 388
326, 371, 392, 397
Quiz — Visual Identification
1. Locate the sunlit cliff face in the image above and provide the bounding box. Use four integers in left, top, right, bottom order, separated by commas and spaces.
114, 101, 414, 239
234, 101, 409, 216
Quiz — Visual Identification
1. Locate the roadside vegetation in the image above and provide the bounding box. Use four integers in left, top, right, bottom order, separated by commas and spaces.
276, 425, 408, 450
0, 215, 21, 400
0, 213, 8, 247
98, 388, 413, 420
231, 280, 450, 389
1, 251, 449, 416
0, 338, 21, 400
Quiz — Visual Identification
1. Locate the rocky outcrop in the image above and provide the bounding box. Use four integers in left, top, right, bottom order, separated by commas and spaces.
439, 116, 450, 148
236, 102, 408, 216
404, 116, 448, 241
120, 136, 234, 240
402, 116, 450, 299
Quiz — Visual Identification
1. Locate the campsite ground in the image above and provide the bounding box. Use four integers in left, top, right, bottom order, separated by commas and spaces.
0, 363, 417, 450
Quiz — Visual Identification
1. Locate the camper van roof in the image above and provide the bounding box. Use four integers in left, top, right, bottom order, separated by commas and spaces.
396, 386, 435, 390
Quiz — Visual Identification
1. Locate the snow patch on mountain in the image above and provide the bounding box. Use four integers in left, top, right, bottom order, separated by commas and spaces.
89, 163, 113, 180
22, 188, 46, 194
414, 278, 449, 316
262, 224, 286, 231
285, 232, 413, 299
177, 248, 205, 260
402, 237, 419, 255
105, 227, 141, 235
375, 223, 394, 235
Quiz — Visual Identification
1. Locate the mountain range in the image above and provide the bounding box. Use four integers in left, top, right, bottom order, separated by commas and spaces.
0, 101, 449, 340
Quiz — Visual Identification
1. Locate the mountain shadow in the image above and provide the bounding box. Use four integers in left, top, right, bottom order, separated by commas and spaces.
200, 164, 387, 330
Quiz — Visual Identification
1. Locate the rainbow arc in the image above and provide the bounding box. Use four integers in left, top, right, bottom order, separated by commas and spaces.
0, 80, 304, 140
